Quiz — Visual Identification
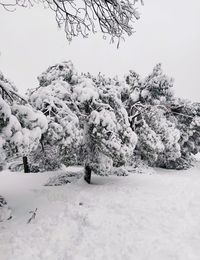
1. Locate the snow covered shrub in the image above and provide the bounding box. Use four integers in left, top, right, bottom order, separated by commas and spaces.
45, 170, 82, 186
29, 61, 138, 182
113, 167, 129, 176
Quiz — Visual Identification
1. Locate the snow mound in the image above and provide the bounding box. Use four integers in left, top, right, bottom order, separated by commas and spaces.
45, 170, 83, 186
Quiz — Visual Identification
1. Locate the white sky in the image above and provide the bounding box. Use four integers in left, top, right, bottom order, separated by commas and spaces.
0, 0, 200, 101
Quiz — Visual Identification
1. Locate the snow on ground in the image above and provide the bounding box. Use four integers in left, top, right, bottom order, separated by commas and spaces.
0, 163, 200, 260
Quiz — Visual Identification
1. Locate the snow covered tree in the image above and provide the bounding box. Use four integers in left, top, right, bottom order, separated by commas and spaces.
0, 71, 27, 169
169, 99, 200, 167
124, 64, 195, 169
11, 103, 48, 172
131, 105, 181, 168
29, 61, 138, 182
146, 106, 181, 168
0, 0, 143, 42
28, 66, 82, 171
0, 70, 48, 172
84, 66, 191, 171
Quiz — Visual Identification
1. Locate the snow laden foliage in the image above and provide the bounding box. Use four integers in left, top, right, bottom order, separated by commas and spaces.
28, 62, 199, 172
76, 72, 137, 175
0, 70, 26, 104
0, 95, 11, 167
87, 85, 137, 174
170, 99, 200, 163
142, 63, 175, 105
38, 61, 78, 87
125, 63, 175, 106
0, 70, 48, 171
134, 120, 164, 165
29, 61, 137, 176
143, 106, 181, 168
1, 62, 199, 174
29, 73, 82, 171
131, 105, 181, 168
11, 104, 47, 156
125, 64, 200, 169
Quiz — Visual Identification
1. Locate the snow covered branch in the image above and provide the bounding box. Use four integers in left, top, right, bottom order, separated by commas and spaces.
0, 0, 143, 42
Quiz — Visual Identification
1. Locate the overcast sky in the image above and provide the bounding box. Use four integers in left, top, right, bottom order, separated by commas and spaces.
0, 0, 199, 101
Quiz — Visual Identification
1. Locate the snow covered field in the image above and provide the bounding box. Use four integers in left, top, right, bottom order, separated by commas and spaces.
0, 163, 200, 260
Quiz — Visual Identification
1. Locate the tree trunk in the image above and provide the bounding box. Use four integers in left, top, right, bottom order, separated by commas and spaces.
23, 156, 30, 173
84, 164, 92, 184
83, 111, 93, 184
40, 134, 45, 153
83, 103, 96, 184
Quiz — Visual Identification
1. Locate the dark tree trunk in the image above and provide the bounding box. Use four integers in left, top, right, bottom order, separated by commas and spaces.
23, 156, 30, 173
40, 134, 45, 153
83, 102, 95, 184
84, 164, 92, 184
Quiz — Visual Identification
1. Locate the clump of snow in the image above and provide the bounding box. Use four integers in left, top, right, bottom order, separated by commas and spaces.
72, 77, 99, 103
112, 167, 129, 176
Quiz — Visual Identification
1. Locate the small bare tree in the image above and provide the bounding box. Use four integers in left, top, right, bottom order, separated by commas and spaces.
0, 0, 143, 43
